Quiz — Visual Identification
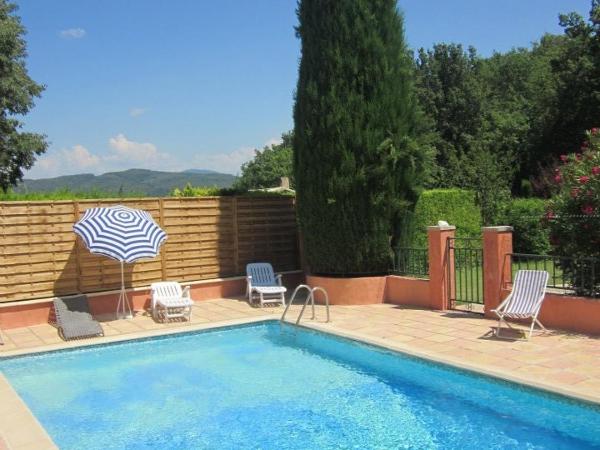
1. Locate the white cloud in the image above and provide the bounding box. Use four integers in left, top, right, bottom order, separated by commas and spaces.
107, 133, 164, 162
59, 28, 86, 39
27, 135, 180, 179
264, 136, 283, 148
194, 147, 256, 175
28, 145, 100, 178
129, 107, 146, 118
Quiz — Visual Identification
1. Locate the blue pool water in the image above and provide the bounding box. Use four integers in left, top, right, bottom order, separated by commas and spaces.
1, 321, 599, 449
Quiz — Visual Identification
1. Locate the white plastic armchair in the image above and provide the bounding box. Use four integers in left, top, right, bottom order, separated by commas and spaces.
246, 263, 287, 307
151, 281, 194, 322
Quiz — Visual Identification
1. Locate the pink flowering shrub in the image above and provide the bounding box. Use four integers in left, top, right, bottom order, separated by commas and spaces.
546, 128, 600, 296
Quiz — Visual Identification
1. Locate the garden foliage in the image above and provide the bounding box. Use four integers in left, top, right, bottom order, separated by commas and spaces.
293, 0, 429, 274
503, 198, 550, 254
405, 189, 481, 248
234, 132, 294, 190
546, 128, 600, 295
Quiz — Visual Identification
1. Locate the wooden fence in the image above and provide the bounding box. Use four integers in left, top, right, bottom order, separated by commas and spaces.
0, 196, 299, 302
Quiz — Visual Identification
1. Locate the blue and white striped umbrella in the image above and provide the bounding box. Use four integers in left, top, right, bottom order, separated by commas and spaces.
73, 205, 167, 263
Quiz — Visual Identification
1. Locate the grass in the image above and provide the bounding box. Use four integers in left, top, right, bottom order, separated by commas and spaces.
0, 188, 146, 201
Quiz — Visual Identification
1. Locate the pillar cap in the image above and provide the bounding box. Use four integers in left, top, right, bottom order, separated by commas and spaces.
482, 226, 513, 232
427, 225, 456, 231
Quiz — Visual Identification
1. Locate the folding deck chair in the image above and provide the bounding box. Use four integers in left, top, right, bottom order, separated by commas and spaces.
492, 270, 549, 340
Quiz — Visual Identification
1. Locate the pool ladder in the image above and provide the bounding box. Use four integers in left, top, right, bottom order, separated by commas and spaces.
280, 284, 330, 325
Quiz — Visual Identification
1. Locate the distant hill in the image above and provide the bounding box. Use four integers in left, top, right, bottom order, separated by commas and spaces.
183, 168, 221, 174
17, 169, 237, 197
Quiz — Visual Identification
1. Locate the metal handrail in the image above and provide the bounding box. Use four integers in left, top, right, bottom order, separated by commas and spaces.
280, 284, 330, 324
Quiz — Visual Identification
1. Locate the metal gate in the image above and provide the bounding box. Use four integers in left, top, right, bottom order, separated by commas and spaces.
447, 237, 484, 312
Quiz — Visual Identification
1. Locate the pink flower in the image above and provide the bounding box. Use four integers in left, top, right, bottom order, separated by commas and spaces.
576, 153, 583, 161
592, 166, 600, 175
582, 204, 595, 215
579, 175, 590, 184
560, 155, 568, 162
545, 211, 556, 220
554, 174, 562, 183
592, 128, 599, 135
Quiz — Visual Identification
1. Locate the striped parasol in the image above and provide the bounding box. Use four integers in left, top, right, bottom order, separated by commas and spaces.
73, 205, 167, 318
73, 205, 166, 263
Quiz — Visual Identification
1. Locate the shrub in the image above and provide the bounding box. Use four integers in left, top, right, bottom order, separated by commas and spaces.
503, 198, 550, 254
405, 189, 482, 248
546, 127, 600, 295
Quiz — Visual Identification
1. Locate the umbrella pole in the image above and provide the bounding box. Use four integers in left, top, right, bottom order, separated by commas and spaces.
117, 260, 133, 319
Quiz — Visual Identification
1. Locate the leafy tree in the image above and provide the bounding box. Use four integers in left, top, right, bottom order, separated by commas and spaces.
294, 0, 428, 274
234, 132, 293, 190
415, 43, 483, 185
0, 1, 47, 191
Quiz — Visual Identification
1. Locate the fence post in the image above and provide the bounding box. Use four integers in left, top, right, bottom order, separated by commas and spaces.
232, 197, 240, 275
158, 198, 167, 281
73, 201, 83, 293
483, 226, 513, 317
428, 225, 455, 310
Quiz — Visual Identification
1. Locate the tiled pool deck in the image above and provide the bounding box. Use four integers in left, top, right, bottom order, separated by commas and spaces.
1, 298, 599, 448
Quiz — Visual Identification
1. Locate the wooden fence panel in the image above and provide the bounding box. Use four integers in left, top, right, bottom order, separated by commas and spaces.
0, 196, 299, 302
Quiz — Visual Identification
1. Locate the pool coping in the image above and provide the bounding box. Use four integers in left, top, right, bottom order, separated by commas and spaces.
1, 315, 599, 449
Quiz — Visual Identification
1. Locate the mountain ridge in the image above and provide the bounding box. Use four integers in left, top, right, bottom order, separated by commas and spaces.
17, 169, 237, 196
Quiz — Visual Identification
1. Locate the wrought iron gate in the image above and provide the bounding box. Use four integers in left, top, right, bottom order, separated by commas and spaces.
447, 237, 484, 312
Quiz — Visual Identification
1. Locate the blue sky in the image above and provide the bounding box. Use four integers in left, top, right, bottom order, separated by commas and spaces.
16, 0, 591, 178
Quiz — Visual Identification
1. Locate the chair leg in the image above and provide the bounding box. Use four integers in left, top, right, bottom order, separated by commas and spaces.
260, 292, 264, 308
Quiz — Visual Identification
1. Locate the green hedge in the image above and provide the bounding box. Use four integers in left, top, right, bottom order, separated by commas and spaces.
503, 198, 550, 254
403, 189, 482, 248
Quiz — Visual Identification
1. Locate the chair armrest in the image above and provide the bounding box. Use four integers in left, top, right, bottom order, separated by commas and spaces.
276, 274, 283, 286
182, 285, 191, 299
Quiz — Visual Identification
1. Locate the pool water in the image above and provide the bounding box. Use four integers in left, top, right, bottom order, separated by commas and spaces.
1, 321, 599, 449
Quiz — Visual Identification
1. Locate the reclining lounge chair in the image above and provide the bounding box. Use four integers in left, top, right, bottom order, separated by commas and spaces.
246, 262, 287, 307
53, 295, 104, 341
150, 281, 194, 322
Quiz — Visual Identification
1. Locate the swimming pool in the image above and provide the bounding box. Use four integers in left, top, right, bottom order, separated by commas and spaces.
0, 321, 599, 449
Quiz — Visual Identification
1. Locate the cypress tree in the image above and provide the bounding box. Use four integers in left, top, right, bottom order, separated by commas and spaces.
293, 0, 426, 275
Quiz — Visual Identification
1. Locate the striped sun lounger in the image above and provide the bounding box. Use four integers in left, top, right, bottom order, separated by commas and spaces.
492, 270, 549, 340
53, 295, 104, 341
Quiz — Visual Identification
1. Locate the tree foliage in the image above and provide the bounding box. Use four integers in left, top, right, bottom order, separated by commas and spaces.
294, 0, 428, 274
546, 128, 600, 295
413, 1, 600, 223
0, 0, 47, 191
234, 132, 293, 190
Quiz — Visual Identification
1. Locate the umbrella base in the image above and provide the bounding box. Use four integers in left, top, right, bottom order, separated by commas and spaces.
116, 288, 133, 320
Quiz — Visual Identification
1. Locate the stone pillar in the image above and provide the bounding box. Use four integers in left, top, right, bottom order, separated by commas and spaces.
483, 226, 513, 317
427, 225, 456, 310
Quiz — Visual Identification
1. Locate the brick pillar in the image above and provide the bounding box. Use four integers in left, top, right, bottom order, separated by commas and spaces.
428, 225, 455, 310
483, 226, 513, 317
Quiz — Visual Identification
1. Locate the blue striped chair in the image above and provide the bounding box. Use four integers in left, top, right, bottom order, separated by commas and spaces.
246, 263, 287, 307
492, 270, 549, 340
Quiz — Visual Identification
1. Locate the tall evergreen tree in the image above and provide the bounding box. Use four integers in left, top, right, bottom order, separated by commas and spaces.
0, 0, 47, 191
293, 0, 427, 274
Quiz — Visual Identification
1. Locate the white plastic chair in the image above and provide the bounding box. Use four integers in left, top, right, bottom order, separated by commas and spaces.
246, 263, 287, 307
492, 270, 549, 339
150, 281, 194, 322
